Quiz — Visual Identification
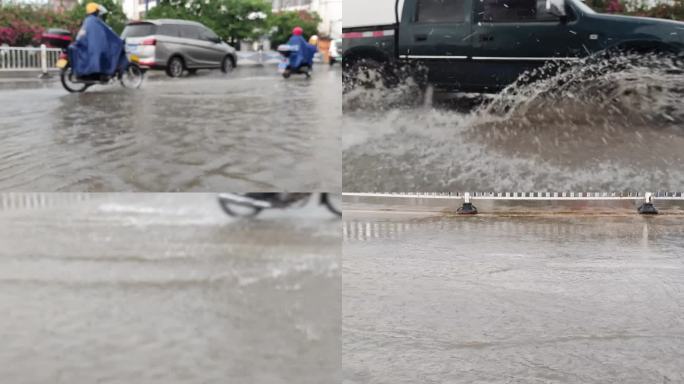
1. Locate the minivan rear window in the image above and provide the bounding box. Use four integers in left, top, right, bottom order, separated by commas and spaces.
122, 23, 157, 38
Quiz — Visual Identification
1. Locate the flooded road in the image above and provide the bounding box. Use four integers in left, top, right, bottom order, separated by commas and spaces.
343, 212, 684, 383
343, 56, 684, 191
0, 193, 340, 383
0, 66, 341, 191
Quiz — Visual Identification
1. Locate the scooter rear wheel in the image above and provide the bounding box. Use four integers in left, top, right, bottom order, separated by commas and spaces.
218, 198, 263, 218
320, 193, 342, 217
60, 64, 89, 93
120, 63, 145, 89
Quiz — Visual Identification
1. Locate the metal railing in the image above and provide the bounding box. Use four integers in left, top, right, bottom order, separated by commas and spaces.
344, 192, 684, 199
342, 192, 684, 215
0, 46, 322, 71
0, 193, 92, 212
236, 50, 323, 65
0, 45, 61, 73
236, 50, 282, 65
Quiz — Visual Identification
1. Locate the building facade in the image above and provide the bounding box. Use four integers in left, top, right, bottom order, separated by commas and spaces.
122, 0, 157, 21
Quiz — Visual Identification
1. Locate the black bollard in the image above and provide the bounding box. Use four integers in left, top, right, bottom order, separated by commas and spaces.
457, 193, 478, 215
638, 193, 658, 215
458, 202, 478, 215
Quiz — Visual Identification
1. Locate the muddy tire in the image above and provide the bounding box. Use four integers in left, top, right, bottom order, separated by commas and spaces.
166, 56, 184, 78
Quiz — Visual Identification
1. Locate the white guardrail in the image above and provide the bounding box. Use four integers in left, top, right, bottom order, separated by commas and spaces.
236, 50, 323, 65
342, 192, 684, 215
344, 192, 684, 200
236, 50, 282, 65
0, 45, 61, 73
0, 47, 320, 71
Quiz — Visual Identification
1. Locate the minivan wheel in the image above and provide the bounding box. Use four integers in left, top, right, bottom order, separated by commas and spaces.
221, 56, 235, 74
166, 56, 184, 78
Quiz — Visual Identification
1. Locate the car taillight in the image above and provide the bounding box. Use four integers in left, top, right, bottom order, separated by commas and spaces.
142, 38, 156, 46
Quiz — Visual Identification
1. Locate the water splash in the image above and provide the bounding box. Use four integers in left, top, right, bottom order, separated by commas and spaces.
343, 54, 684, 191
480, 53, 684, 126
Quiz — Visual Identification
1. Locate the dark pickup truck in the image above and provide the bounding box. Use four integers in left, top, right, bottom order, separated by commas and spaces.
342, 0, 684, 91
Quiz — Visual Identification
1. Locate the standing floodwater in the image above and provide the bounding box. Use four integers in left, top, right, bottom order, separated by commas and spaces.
343, 56, 684, 191
0, 66, 341, 191
0, 194, 340, 383
343, 212, 684, 383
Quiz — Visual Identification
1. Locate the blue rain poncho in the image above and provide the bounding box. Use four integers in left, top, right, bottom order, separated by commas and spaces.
285, 35, 317, 69
68, 15, 128, 77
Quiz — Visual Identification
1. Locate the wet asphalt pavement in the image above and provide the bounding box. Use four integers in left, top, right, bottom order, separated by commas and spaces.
0, 193, 340, 383
343, 211, 684, 384
0, 66, 341, 192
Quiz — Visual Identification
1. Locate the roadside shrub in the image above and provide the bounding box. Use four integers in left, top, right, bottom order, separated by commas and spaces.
0, 27, 18, 45
629, 0, 684, 20
0, 1, 127, 47
587, 0, 684, 20
0, 4, 80, 46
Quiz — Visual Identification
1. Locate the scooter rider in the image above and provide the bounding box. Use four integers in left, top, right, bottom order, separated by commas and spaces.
69, 2, 128, 80
285, 26, 317, 74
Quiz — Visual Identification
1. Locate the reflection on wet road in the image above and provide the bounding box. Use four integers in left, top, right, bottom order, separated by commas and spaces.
0, 194, 340, 383
0, 67, 341, 191
343, 57, 684, 191
343, 213, 684, 383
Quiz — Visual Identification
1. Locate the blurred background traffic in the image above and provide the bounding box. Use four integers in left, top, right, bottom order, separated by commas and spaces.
1, 0, 342, 76
0, 1, 343, 192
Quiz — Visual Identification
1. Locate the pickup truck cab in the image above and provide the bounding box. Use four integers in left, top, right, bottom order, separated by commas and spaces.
342, 0, 684, 91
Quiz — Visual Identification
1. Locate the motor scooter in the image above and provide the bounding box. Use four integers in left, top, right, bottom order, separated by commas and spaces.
277, 44, 312, 79
45, 28, 146, 93
55, 44, 145, 93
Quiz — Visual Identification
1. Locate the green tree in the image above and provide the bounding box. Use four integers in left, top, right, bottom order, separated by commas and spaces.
145, 0, 199, 22
268, 10, 321, 47
69, 0, 128, 35
147, 0, 271, 44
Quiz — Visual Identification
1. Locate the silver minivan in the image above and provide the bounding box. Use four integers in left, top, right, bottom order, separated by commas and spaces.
122, 19, 237, 77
